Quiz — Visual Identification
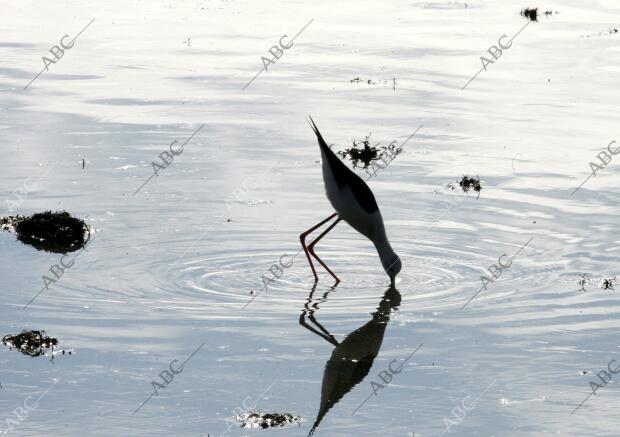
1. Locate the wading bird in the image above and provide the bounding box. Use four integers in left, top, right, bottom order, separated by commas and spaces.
300, 117, 401, 285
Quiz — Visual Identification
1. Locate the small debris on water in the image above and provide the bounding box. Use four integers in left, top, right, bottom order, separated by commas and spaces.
2, 330, 58, 357
247, 200, 273, 206
520, 7, 538, 22
421, 1, 469, 9
236, 412, 302, 429
578, 273, 591, 292
581, 27, 619, 38
458, 175, 481, 196
578, 274, 617, 292
520, 7, 559, 21
349, 77, 397, 90
600, 277, 616, 290
0, 211, 90, 253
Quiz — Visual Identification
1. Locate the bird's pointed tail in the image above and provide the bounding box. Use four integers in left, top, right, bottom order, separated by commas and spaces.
306, 115, 330, 152
307, 419, 320, 437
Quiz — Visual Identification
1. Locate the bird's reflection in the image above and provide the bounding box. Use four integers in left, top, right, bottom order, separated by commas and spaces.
300, 284, 402, 436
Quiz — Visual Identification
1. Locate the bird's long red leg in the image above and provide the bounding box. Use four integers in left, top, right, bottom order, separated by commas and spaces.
308, 218, 341, 284
300, 213, 338, 282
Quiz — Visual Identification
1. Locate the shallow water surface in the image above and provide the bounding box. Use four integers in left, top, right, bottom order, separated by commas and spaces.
1, 0, 620, 436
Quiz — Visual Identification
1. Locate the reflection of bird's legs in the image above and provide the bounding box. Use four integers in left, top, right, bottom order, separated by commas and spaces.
300, 315, 339, 346
300, 213, 338, 281
311, 288, 332, 310
308, 218, 341, 284
307, 288, 338, 341
299, 285, 339, 346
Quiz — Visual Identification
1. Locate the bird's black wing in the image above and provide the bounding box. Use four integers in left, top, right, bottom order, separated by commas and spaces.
308, 116, 379, 214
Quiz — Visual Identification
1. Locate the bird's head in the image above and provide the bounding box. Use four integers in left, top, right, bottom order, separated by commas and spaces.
385, 255, 402, 284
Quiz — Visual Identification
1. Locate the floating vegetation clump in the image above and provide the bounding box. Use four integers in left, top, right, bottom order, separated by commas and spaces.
338, 135, 380, 169
520, 7, 558, 21
236, 412, 302, 429
521, 7, 538, 21
578, 274, 616, 292
338, 135, 401, 169
458, 175, 481, 195
600, 277, 616, 290
2, 330, 58, 357
444, 175, 482, 198
0, 215, 26, 232
578, 273, 591, 291
0, 211, 90, 253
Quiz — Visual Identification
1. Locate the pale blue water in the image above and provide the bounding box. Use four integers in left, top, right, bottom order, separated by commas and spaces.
1, 0, 620, 435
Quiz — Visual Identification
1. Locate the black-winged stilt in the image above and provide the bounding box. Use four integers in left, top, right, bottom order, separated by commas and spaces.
300, 117, 402, 285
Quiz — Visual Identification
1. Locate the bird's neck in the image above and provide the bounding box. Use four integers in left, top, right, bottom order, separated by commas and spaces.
373, 226, 396, 270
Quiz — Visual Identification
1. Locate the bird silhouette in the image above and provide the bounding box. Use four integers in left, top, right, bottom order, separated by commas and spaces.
300, 284, 402, 435
300, 117, 401, 285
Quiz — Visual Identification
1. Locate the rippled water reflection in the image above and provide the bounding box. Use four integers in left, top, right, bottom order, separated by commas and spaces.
1, 0, 620, 435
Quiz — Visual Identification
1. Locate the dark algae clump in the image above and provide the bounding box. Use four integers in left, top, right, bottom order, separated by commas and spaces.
521, 7, 538, 22
1, 211, 90, 253
458, 175, 482, 195
520, 7, 557, 21
577, 274, 616, 292
338, 135, 401, 169
2, 330, 58, 357
338, 135, 381, 169
0, 215, 26, 231
600, 277, 616, 290
236, 412, 302, 429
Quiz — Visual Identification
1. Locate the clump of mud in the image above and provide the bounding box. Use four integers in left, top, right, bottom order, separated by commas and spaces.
236, 412, 302, 429
0, 211, 90, 253
337, 135, 401, 169
2, 330, 60, 357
